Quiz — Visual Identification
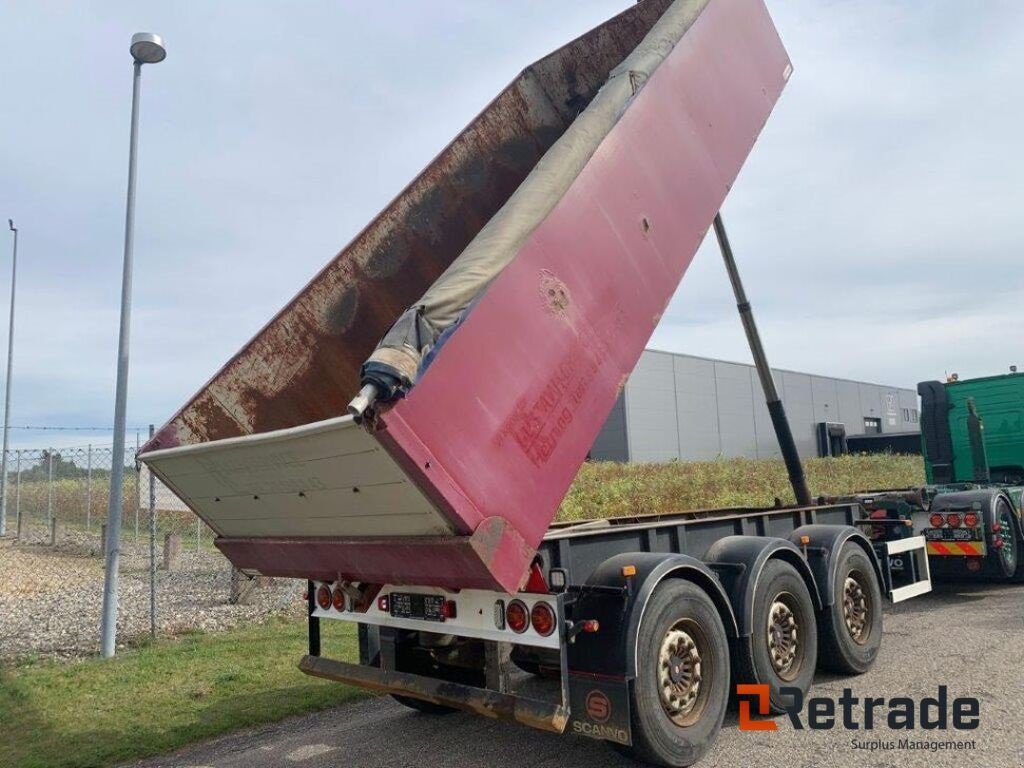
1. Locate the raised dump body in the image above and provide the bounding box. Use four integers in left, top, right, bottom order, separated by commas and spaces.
141, 0, 792, 594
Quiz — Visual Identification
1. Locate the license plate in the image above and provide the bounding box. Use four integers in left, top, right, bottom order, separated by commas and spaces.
925, 528, 979, 542
389, 592, 445, 622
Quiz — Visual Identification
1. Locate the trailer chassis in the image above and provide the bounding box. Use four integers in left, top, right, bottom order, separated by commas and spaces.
300, 500, 930, 766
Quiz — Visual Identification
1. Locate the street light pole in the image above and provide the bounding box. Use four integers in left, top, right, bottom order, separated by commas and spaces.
100, 32, 166, 658
0, 219, 16, 538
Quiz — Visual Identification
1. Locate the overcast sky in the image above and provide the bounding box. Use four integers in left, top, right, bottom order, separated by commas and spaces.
1, 0, 1022, 450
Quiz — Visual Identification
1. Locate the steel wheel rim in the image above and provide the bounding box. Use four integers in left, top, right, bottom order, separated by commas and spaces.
657, 619, 710, 727
842, 571, 872, 645
998, 509, 1016, 570
767, 593, 801, 680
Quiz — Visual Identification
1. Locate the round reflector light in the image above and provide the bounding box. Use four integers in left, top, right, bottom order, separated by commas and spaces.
530, 602, 556, 637
963, 512, 979, 528
929, 513, 944, 528
946, 513, 961, 528
316, 584, 332, 610
332, 587, 345, 611
506, 600, 529, 633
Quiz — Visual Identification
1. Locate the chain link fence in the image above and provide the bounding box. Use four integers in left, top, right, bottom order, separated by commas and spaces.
0, 442, 302, 660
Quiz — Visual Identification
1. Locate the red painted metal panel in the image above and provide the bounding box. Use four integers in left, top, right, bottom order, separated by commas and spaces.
216, 516, 534, 591
374, 0, 791, 588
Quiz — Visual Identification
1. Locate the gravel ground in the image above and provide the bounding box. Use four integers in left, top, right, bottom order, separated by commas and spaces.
0, 532, 302, 659
129, 580, 1023, 768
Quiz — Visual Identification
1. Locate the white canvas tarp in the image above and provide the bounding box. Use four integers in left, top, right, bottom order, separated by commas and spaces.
361, 0, 710, 395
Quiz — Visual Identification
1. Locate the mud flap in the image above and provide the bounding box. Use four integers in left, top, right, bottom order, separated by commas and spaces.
567, 673, 632, 746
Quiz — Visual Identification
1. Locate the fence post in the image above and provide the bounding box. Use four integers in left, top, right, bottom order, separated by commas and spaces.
134, 432, 140, 543
148, 424, 156, 638
50, 515, 59, 546
46, 449, 53, 526
163, 533, 181, 571
86, 444, 93, 531
14, 449, 21, 540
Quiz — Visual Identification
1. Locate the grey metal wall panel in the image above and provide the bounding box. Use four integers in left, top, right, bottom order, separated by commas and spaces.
590, 393, 629, 461
624, 351, 680, 462
836, 379, 863, 434
859, 383, 886, 431
674, 355, 721, 460
752, 368, 780, 458
781, 371, 817, 457
715, 361, 758, 458
607, 348, 919, 463
898, 388, 919, 430
810, 376, 840, 425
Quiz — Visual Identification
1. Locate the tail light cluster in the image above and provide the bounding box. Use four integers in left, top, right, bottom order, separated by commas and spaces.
315, 583, 349, 612
929, 512, 980, 529
497, 598, 556, 637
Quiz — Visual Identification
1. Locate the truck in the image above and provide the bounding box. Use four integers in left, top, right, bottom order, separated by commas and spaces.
139, 1, 931, 765
841, 371, 1024, 583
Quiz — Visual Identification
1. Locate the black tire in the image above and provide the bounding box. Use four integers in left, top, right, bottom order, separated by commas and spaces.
733, 559, 817, 712
817, 543, 883, 674
619, 580, 730, 768
992, 498, 1020, 581
391, 694, 459, 715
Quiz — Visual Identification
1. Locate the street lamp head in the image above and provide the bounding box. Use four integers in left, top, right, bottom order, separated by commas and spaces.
7, 220, 13, 233
130, 33, 166, 65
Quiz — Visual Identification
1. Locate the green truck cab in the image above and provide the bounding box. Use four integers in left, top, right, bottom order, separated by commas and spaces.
920, 371, 1024, 486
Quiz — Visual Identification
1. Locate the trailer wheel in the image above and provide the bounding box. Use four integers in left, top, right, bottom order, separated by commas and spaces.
619, 580, 729, 768
992, 498, 1019, 581
817, 543, 882, 674
734, 559, 817, 711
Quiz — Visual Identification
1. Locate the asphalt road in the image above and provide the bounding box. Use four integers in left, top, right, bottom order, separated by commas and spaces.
131, 581, 1024, 768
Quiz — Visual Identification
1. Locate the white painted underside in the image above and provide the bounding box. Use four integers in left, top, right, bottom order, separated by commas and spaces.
140, 415, 453, 538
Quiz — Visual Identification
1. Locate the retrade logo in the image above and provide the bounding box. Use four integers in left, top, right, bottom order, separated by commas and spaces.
585, 690, 611, 723
736, 684, 980, 732
737, 684, 777, 731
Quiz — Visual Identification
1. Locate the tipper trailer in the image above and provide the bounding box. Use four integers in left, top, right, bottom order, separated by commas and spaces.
140, 0, 931, 765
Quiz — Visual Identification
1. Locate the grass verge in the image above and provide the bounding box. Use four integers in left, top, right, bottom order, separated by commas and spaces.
0, 617, 364, 768
558, 454, 924, 520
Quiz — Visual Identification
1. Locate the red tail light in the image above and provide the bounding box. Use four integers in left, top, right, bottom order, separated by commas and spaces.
315, 584, 332, 610
963, 512, 979, 528
331, 587, 345, 611
530, 602, 556, 636
929, 513, 944, 528
946, 513, 961, 528
441, 599, 457, 620
506, 600, 529, 633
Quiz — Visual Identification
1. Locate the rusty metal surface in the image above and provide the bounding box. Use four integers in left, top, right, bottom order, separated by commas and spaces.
145, 0, 673, 453
299, 654, 569, 734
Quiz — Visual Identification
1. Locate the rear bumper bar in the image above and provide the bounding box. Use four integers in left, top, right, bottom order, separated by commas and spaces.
299, 654, 568, 734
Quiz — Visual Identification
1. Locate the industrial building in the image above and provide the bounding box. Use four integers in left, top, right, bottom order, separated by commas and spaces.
591, 350, 920, 463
